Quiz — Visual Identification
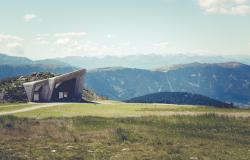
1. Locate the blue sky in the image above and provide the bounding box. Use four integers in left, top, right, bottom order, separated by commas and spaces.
0, 0, 250, 59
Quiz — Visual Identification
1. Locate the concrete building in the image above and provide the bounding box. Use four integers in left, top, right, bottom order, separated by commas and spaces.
23, 69, 86, 102
0, 91, 4, 103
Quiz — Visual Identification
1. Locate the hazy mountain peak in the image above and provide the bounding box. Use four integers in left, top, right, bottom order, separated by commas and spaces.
0, 53, 33, 65
215, 62, 245, 68
155, 62, 249, 72
89, 67, 127, 72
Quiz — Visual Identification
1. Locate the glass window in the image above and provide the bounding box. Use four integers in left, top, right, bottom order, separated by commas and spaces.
34, 93, 39, 101
59, 92, 64, 99
64, 92, 68, 98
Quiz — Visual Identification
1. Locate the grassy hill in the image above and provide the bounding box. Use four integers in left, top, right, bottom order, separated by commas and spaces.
0, 102, 249, 159
126, 92, 233, 108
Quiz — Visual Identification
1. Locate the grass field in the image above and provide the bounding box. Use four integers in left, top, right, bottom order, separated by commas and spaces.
0, 102, 250, 159
13, 102, 250, 118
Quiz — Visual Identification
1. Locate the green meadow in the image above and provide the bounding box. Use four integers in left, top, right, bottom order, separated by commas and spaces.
0, 102, 250, 159
13, 102, 250, 118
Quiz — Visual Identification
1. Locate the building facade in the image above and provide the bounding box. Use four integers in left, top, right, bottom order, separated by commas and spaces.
23, 69, 86, 102
0, 91, 4, 103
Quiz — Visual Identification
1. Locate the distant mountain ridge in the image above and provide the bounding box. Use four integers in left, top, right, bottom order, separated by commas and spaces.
0, 53, 33, 65
0, 53, 76, 79
155, 62, 247, 72
0, 64, 76, 80
126, 92, 233, 108
0, 53, 70, 67
42, 54, 250, 69
2, 53, 250, 69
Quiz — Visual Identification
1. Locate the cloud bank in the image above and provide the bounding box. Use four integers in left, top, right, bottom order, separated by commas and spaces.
23, 14, 38, 22
198, 0, 250, 15
0, 34, 22, 42
54, 32, 87, 38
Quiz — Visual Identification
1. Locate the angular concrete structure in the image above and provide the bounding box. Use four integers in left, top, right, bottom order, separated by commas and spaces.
0, 91, 4, 103
23, 69, 86, 102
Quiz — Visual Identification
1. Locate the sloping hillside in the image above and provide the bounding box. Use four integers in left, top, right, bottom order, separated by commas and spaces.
86, 62, 250, 105
86, 67, 165, 99
126, 92, 233, 108
160, 62, 250, 105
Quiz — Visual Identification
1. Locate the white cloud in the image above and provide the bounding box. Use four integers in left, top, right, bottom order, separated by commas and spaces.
198, 0, 250, 15
6, 43, 23, 49
4, 42, 24, 55
0, 34, 24, 55
34, 37, 49, 44
119, 42, 131, 46
54, 32, 87, 38
153, 42, 169, 47
151, 42, 169, 53
104, 34, 115, 39
0, 34, 22, 42
33, 34, 50, 44
53, 38, 130, 56
36, 34, 50, 37
23, 14, 37, 22
55, 38, 71, 45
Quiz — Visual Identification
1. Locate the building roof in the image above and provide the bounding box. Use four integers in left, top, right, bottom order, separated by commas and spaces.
23, 69, 86, 86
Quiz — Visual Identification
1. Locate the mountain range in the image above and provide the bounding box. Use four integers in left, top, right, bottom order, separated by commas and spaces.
1, 53, 250, 107
2, 53, 250, 69
0, 53, 76, 79
85, 62, 250, 106
49, 54, 250, 69
0, 53, 69, 66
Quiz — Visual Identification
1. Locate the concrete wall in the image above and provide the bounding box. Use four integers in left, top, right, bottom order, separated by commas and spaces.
0, 91, 4, 103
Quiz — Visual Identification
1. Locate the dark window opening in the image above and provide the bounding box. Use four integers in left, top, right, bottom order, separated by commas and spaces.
51, 78, 76, 102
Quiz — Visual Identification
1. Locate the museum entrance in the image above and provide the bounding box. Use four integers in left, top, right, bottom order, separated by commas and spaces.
51, 78, 76, 102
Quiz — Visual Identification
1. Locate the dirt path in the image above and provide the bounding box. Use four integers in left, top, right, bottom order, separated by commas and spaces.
0, 103, 64, 116
0, 104, 29, 108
